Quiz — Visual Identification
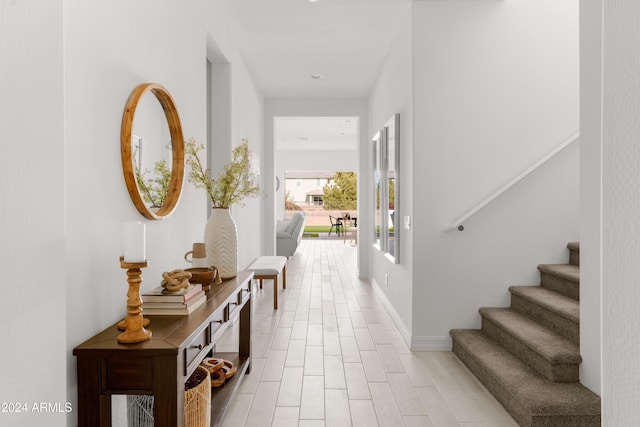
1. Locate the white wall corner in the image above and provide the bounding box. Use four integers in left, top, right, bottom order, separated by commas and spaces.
371, 278, 411, 346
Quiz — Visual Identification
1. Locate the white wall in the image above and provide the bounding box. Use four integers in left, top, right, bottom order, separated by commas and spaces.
579, 0, 603, 396
0, 1, 264, 425
0, 2, 67, 426
367, 9, 414, 343
410, 0, 580, 349
599, 1, 640, 422
228, 51, 266, 271
203, 35, 266, 270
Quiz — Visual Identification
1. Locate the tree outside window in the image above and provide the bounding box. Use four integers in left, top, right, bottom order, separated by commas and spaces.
322, 172, 357, 210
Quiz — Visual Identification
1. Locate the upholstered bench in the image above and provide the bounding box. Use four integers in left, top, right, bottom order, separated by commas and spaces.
247, 256, 287, 309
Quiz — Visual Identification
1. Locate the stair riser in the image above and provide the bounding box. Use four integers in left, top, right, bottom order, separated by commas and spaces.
530, 414, 601, 427
510, 294, 579, 346
452, 338, 533, 427
481, 316, 579, 383
540, 272, 579, 300
569, 248, 579, 267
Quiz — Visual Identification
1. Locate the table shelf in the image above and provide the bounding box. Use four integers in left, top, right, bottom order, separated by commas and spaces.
209, 353, 250, 425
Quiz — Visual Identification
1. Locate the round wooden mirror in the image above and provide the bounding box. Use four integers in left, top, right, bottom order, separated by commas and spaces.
121, 83, 185, 220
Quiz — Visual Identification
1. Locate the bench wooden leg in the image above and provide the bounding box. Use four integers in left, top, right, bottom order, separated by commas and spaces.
283, 264, 287, 289
273, 275, 278, 309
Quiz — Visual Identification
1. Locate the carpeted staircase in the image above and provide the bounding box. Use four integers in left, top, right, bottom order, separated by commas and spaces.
450, 242, 601, 426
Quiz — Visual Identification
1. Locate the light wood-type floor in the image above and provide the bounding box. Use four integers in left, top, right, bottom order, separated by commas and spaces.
217, 240, 518, 427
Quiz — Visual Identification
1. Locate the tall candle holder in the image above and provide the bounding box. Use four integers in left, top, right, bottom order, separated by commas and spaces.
117, 256, 152, 344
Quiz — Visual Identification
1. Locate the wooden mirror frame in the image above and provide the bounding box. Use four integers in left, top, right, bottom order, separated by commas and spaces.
121, 83, 185, 220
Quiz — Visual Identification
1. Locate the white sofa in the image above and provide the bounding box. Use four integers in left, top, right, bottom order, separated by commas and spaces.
276, 212, 306, 257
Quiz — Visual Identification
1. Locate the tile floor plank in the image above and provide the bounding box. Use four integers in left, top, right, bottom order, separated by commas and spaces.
349, 399, 379, 427
271, 406, 300, 427
369, 382, 406, 427
244, 381, 280, 427
360, 350, 388, 382
325, 389, 351, 427
344, 362, 371, 400
276, 367, 304, 407
300, 376, 325, 420
285, 339, 306, 367
304, 345, 324, 376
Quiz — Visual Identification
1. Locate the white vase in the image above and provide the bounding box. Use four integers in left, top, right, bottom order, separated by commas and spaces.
204, 207, 238, 280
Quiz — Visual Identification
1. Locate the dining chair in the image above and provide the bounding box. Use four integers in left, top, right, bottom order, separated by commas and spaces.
343, 214, 357, 244
329, 215, 343, 236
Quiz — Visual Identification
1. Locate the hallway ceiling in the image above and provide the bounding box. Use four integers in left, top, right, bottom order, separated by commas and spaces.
227, 0, 412, 99
275, 116, 359, 151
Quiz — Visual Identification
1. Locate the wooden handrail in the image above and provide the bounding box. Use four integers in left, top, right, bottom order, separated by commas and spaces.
450, 132, 579, 231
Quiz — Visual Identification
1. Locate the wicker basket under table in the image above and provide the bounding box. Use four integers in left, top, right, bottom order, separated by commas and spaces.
127, 366, 211, 427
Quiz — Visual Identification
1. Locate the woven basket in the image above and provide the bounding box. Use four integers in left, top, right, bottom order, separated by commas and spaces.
184, 365, 211, 427
126, 366, 211, 427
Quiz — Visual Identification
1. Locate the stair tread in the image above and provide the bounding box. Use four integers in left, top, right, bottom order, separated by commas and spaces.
538, 263, 579, 283
450, 329, 600, 416
509, 285, 579, 323
479, 307, 581, 363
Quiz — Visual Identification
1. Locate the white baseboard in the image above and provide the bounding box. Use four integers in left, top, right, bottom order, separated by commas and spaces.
410, 335, 452, 351
370, 278, 412, 347
370, 279, 452, 352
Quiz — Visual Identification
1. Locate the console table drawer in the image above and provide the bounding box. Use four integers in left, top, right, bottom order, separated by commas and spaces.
226, 300, 240, 322
211, 310, 225, 336
238, 287, 250, 305
183, 325, 211, 376
223, 288, 248, 322
104, 356, 154, 391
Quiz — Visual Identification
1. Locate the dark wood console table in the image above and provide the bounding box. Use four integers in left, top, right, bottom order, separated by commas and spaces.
73, 271, 254, 427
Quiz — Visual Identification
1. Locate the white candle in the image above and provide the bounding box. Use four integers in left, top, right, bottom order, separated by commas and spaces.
123, 221, 146, 262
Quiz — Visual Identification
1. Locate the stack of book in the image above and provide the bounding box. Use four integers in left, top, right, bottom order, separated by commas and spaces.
141, 283, 206, 315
